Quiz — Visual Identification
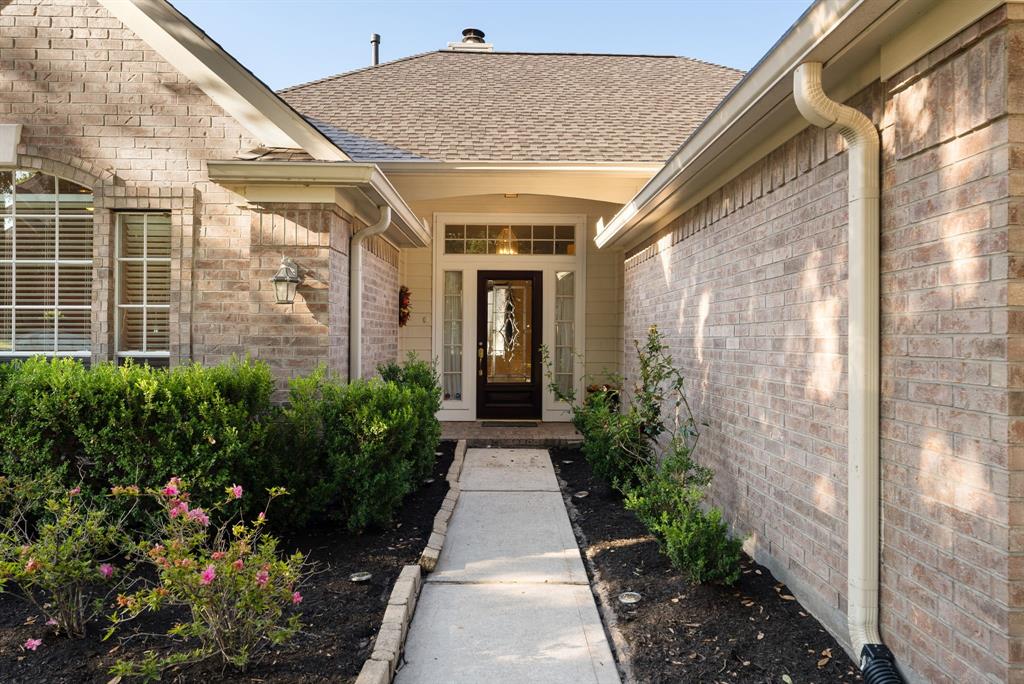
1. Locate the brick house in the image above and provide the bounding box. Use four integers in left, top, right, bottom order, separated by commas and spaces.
1, 0, 1022, 680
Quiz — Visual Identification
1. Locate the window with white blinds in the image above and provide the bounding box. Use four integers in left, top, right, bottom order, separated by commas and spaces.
116, 213, 171, 360
0, 170, 94, 356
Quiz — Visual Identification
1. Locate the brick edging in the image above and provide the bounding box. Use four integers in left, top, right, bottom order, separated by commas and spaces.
353, 564, 421, 684
419, 439, 465, 572
354, 440, 466, 684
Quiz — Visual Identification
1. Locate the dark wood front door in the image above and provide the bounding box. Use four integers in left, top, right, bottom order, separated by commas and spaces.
476, 271, 542, 419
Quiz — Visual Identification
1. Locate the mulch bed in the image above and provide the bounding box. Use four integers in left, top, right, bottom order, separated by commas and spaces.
552, 445, 862, 684
0, 441, 456, 684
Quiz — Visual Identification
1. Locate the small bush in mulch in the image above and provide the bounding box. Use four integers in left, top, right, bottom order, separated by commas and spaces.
554, 446, 862, 684
0, 442, 455, 683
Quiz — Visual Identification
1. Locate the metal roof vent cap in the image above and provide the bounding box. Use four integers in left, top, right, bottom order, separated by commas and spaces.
448, 27, 493, 52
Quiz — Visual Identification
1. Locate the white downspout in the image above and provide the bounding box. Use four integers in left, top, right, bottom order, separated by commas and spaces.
793, 63, 898, 680
349, 205, 391, 381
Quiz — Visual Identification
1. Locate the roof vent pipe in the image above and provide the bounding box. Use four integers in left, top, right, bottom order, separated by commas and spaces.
793, 62, 904, 684
461, 28, 485, 43
370, 33, 380, 66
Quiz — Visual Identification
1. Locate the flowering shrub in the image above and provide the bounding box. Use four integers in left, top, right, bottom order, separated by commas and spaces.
107, 478, 306, 678
0, 475, 128, 638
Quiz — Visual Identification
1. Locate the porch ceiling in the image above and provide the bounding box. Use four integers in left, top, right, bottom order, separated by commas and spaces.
377, 161, 661, 205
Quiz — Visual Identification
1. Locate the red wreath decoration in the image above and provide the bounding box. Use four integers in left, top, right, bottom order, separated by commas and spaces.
399, 285, 411, 327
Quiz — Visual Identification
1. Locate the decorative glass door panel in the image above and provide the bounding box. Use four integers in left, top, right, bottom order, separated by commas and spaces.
476, 271, 542, 419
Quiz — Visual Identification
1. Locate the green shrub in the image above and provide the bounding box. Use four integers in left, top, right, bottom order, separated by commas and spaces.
573, 389, 651, 490
253, 358, 441, 532
624, 439, 742, 585
554, 326, 744, 585
378, 354, 442, 480
0, 357, 274, 516
660, 507, 743, 586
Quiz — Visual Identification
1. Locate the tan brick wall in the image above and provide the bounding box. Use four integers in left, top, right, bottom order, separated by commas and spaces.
360, 234, 399, 378
0, 0, 358, 388
623, 8, 1019, 682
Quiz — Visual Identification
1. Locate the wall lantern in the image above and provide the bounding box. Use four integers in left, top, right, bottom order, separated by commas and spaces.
271, 256, 301, 304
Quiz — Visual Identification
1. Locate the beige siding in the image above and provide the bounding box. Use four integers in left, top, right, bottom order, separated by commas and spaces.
399, 246, 434, 362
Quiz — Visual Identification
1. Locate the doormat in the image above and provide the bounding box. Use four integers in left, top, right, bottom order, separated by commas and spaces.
481, 421, 538, 428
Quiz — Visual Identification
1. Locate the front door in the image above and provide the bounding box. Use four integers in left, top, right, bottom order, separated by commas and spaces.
476, 271, 542, 419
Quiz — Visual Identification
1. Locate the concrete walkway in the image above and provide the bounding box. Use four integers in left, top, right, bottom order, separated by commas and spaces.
395, 448, 620, 684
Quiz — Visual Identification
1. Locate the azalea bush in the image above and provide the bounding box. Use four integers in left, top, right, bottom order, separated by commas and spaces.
108, 478, 306, 678
0, 475, 129, 638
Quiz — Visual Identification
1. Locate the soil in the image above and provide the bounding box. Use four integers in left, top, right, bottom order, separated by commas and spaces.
0, 441, 456, 684
552, 446, 863, 684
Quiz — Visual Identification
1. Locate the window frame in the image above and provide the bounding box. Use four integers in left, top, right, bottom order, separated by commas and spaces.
115, 212, 171, 361
0, 170, 93, 358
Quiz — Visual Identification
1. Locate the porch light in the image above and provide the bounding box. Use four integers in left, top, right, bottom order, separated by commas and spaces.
271, 257, 301, 304
496, 226, 518, 255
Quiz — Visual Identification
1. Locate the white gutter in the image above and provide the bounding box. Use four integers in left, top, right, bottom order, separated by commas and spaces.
349, 205, 391, 381
794, 63, 899, 681
206, 161, 430, 247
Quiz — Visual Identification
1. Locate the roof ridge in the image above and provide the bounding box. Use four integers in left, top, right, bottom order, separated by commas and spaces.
278, 49, 743, 94
278, 50, 442, 93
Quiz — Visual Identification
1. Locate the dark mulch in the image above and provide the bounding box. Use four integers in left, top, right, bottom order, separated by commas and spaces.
0, 441, 456, 684
552, 446, 862, 684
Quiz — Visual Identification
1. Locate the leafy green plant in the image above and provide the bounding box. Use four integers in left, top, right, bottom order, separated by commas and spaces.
547, 326, 744, 585
107, 479, 306, 678
253, 360, 440, 532
378, 353, 443, 480
624, 439, 743, 585
0, 475, 130, 637
0, 356, 274, 520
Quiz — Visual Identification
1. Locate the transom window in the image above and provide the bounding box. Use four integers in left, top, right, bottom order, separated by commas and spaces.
443, 224, 575, 255
0, 170, 94, 356
116, 213, 171, 363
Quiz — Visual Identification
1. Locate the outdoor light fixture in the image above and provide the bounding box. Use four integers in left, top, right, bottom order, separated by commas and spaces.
271, 256, 301, 304
495, 226, 519, 255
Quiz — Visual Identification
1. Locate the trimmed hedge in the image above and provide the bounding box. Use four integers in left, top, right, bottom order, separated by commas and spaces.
0, 355, 442, 533
0, 357, 272, 510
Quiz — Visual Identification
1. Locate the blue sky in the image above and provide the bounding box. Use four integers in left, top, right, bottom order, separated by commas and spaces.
174, 0, 810, 90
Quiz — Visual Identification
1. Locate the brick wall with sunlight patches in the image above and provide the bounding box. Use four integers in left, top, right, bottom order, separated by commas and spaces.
623, 7, 1022, 682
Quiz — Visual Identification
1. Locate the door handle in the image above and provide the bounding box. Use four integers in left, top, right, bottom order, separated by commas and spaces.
477, 345, 484, 376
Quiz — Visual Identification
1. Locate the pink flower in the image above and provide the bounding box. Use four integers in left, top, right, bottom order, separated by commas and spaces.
68, 486, 80, 497
232, 559, 244, 571
291, 591, 303, 605
23, 638, 41, 651
257, 511, 266, 523
24, 557, 39, 573
169, 501, 189, 518
255, 570, 269, 587
45, 618, 58, 627
211, 551, 225, 561
200, 565, 216, 585
99, 563, 114, 579
187, 507, 210, 526
230, 484, 243, 500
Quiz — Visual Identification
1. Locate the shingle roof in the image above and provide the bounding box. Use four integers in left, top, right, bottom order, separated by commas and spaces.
278, 51, 743, 163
